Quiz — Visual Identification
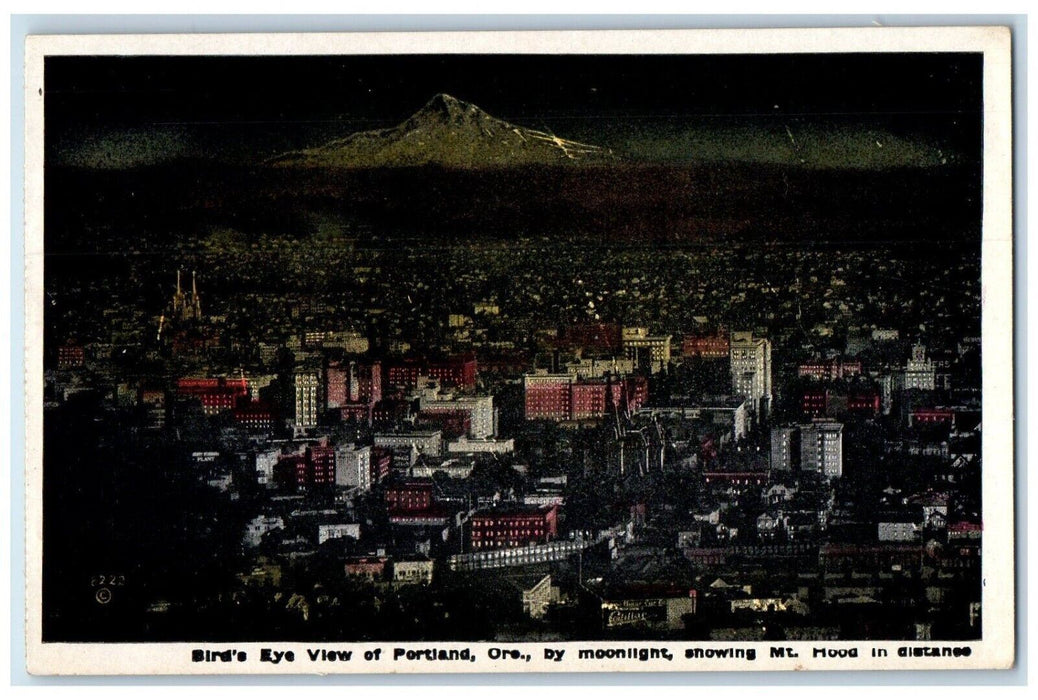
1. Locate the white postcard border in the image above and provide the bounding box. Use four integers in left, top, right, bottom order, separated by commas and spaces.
23, 26, 1015, 675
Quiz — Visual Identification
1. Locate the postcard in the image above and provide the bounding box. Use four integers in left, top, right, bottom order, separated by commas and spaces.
23, 26, 1014, 674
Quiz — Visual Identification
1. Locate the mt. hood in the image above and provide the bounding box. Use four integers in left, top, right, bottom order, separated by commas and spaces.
269, 93, 617, 168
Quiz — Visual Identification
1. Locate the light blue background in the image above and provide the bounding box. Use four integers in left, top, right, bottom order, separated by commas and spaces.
8, 13, 1027, 686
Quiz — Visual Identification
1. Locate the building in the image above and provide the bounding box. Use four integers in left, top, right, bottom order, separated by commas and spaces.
847, 391, 882, 416
327, 360, 382, 409
140, 388, 166, 428
593, 584, 697, 631
169, 269, 203, 322
447, 437, 515, 455
681, 332, 730, 359
877, 511, 924, 542
344, 556, 388, 582
559, 322, 622, 355
57, 342, 86, 369
293, 371, 321, 428
801, 388, 828, 417
318, 522, 361, 544
797, 358, 862, 382
385, 480, 435, 514
417, 393, 495, 438
622, 327, 672, 373
307, 445, 337, 486
387, 355, 477, 391
565, 357, 636, 379
729, 331, 772, 417
392, 558, 435, 586
416, 409, 470, 439
410, 458, 475, 479
334, 444, 372, 491
469, 504, 558, 550
770, 427, 797, 471
176, 377, 249, 416
369, 447, 392, 484
448, 539, 589, 572
909, 408, 956, 428
275, 444, 336, 488
903, 344, 937, 391
570, 379, 609, 420
305, 329, 369, 354
374, 431, 443, 466
523, 373, 573, 421
518, 574, 560, 619
243, 515, 284, 548
233, 401, 275, 432
524, 372, 647, 422
253, 448, 280, 487
799, 421, 843, 478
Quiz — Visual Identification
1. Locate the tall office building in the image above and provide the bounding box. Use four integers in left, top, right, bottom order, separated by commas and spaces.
730, 331, 772, 418
770, 426, 797, 471
799, 421, 843, 478
903, 344, 937, 391
294, 371, 321, 428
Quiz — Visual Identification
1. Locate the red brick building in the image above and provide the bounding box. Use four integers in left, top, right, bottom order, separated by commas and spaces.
372, 399, 413, 424
524, 374, 573, 421
327, 360, 382, 407
386, 355, 477, 391
524, 374, 647, 421
801, 389, 829, 417
681, 333, 729, 359
370, 447, 393, 485
307, 445, 337, 485
57, 343, 86, 369
612, 375, 649, 412
429, 355, 477, 390
847, 391, 882, 415
385, 480, 435, 514
559, 322, 622, 355
344, 556, 388, 582
176, 377, 249, 415
570, 381, 608, 420
276, 444, 337, 488
469, 504, 559, 550
910, 408, 956, 428
233, 401, 275, 431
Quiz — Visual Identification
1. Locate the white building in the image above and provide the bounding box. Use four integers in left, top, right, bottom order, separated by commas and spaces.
622, 327, 672, 373
410, 458, 475, 479
374, 431, 443, 459
392, 558, 435, 585
334, 444, 371, 491
243, 515, 284, 548
878, 518, 923, 542
799, 421, 843, 478
730, 331, 772, 417
447, 437, 515, 455
254, 448, 280, 487
317, 522, 361, 545
903, 344, 936, 391
419, 394, 496, 439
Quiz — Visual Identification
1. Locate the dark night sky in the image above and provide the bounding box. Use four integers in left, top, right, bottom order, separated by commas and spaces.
45, 53, 983, 169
